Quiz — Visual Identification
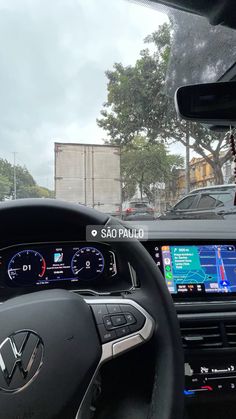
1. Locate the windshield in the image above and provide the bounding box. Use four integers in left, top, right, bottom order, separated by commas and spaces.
0, 0, 236, 222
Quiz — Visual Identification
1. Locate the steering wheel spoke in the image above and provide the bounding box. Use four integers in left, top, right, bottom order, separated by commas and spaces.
86, 298, 155, 363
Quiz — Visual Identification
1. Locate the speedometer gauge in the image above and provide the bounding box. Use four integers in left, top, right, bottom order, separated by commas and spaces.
8, 250, 46, 286
71, 247, 104, 281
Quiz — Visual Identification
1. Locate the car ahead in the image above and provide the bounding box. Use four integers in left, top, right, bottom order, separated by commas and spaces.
159, 184, 236, 220
122, 200, 155, 221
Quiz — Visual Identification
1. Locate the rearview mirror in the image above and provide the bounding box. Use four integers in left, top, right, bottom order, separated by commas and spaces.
175, 81, 236, 126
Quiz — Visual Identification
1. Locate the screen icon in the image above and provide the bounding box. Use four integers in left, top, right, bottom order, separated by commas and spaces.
220, 280, 229, 287
165, 265, 171, 272
162, 246, 169, 252
164, 258, 170, 265
54, 252, 63, 263
166, 272, 173, 280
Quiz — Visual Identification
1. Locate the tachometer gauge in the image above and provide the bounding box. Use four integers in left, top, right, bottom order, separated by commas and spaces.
71, 247, 104, 281
8, 250, 46, 285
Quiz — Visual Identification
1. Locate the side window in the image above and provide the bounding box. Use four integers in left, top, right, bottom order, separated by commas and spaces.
197, 194, 218, 209
215, 193, 232, 207
174, 195, 196, 210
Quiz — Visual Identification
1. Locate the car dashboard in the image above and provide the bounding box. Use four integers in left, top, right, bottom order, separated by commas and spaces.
1, 219, 236, 414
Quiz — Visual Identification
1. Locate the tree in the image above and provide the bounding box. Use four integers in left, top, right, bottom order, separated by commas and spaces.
0, 158, 53, 200
0, 174, 11, 201
17, 185, 54, 199
98, 23, 232, 185
121, 136, 184, 202
164, 119, 231, 185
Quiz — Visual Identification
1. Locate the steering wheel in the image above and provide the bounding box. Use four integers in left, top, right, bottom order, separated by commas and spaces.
0, 199, 184, 419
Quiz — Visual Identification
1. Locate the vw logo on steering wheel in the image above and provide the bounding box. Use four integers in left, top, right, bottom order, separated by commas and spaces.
0, 330, 44, 393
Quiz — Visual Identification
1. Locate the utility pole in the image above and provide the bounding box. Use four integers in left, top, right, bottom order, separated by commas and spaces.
185, 122, 190, 194
12, 152, 17, 200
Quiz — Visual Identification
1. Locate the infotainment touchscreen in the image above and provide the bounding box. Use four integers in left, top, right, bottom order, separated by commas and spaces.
157, 244, 236, 295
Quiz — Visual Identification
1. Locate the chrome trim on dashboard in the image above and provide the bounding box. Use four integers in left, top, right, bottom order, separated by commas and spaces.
71, 289, 111, 296
178, 311, 236, 320
76, 298, 155, 419
175, 300, 236, 306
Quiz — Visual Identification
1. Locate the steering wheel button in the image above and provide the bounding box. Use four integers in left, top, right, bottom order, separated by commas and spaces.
129, 322, 144, 333
103, 316, 113, 330
111, 315, 126, 327
120, 305, 145, 330
106, 304, 121, 314
125, 313, 136, 325
91, 304, 108, 324
116, 326, 130, 338
98, 325, 116, 343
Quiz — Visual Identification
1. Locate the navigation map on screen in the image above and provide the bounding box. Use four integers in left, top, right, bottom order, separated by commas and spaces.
161, 245, 236, 294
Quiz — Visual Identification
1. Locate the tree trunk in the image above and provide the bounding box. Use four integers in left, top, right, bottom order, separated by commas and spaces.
139, 184, 143, 200
139, 173, 145, 200
211, 163, 224, 185
195, 151, 225, 186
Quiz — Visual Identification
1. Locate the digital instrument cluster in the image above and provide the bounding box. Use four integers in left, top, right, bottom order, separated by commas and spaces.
0, 242, 117, 288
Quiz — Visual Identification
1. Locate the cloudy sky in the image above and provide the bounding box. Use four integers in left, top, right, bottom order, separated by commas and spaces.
0, 0, 170, 189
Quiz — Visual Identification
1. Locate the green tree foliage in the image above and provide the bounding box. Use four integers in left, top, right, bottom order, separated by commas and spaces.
98, 23, 231, 185
0, 158, 53, 200
0, 174, 11, 201
121, 136, 184, 202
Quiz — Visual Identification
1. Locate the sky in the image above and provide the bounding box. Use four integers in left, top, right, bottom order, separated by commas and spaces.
0, 0, 172, 189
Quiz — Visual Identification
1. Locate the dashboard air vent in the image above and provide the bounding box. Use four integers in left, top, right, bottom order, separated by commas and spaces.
225, 321, 236, 347
180, 321, 223, 349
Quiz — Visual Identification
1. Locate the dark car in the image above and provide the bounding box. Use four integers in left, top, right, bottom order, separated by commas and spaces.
122, 200, 155, 221
159, 184, 236, 220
